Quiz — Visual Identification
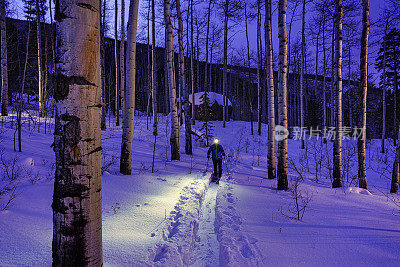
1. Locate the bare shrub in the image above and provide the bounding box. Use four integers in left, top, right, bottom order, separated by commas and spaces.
285, 158, 312, 221
101, 152, 118, 174
308, 138, 325, 182
342, 141, 357, 185
0, 151, 21, 211
233, 128, 246, 164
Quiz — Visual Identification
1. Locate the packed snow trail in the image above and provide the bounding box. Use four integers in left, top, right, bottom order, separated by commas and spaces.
190, 178, 220, 266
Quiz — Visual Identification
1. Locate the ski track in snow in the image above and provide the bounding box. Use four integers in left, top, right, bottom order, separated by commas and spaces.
190, 176, 220, 267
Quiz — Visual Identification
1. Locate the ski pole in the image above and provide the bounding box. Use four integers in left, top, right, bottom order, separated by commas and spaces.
224, 158, 231, 179
203, 157, 209, 176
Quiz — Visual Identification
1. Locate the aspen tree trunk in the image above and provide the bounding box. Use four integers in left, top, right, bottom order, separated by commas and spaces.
176, 0, 192, 155
300, 0, 305, 149
146, 7, 151, 129
257, 0, 262, 136
42, 13, 49, 118
222, 0, 228, 128
151, 0, 157, 172
322, 3, 327, 143
195, 19, 200, 108
315, 30, 319, 96
330, 18, 334, 127
347, 43, 352, 128
120, 0, 125, 118
358, 0, 369, 190
394, 67, 398, 145
332, 0, 343, 188
115, 0, 120, 126
277, 0, 289, 190
245, 3, 253, 135
287, 2, 298, 113
164, 40, 169, 114
381, 39, 387, 153
262, 1, 268, 124
120, 0, 140, 174
391, 126, 400, 193
190, 0, 195, 125
204, 0, 212, 94
165, 0, 180, 160
36, 0, 44, 117
266, 0, 275, 180
18, 21, 32, 152
52, 0, 102, 264
100, 0, 107, 130
49, 0, 56, 118
0, 0, 8, 116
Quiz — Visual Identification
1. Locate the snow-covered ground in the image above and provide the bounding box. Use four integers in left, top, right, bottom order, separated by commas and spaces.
0, 110, 399, 266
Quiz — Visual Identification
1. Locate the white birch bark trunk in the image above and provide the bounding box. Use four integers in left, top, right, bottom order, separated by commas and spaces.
358, 0, 369, 189
52, 0, 102, 264
36, 0, 44, 117
277, 0, 289, 190
120, 0, 125, 119
176, 0, 192, 155
322, 3, 327, 143
100, 0, 106, 130
245, 3, 253, 135
391, 126, 400, 193
151, 0, 157, 172
222, 0, 228, 128
115, 0, 120, 126
49, 0, 56, 118
330, 19, 335, 127
266, 0, 275, 180
300, 0, 305, 149
257, 0, 262, 136
381, 38, 387, 153
0, 0, 7, 116
120, 0, 140, 174
332, 0, 343, 188
164, 0, 180, 160
190, 0, 195, 125
204, 0, 212, 95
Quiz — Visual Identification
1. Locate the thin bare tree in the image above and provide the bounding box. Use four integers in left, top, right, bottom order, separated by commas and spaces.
190, 0, 195, 125
392, 126, 400, 193
299, 0, 306, 149
265, 0, 275, 180
277, 0, 289, 190
176, 0, 192, 155
244, 2, 253, 135
120, 0, 140, 174
332, 0, 343, 188
0, 0, 8, 116
115, 0, 120, 126
357, 0, 369, 189
120, 0, 125, 118
257, 0, 262, 136
151, 0, 157, 172
36, 0, 44, 117
165, 0, 180, 160
222, 0, 241, 128
100, 0, 107, 130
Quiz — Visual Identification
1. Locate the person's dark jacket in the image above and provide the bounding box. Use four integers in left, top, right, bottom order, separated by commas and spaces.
207, 144, 225, 160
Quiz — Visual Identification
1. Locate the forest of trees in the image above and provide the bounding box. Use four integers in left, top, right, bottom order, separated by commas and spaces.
0, 0, 399, 264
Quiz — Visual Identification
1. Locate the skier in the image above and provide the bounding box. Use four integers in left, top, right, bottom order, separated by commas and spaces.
207, 138, 225, 184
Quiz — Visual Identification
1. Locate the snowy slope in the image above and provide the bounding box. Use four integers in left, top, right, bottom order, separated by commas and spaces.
0, 112, 399, 266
